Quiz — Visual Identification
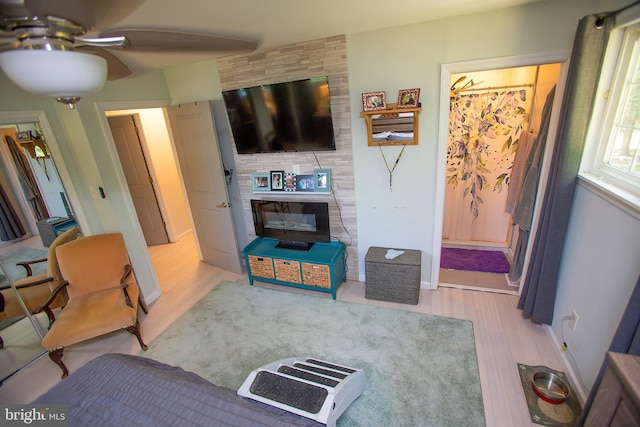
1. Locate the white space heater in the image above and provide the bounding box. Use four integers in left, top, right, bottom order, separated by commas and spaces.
237, 357, 366, 427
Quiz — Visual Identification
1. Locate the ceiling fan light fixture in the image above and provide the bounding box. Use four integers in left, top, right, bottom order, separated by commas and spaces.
0, 49, 107, 109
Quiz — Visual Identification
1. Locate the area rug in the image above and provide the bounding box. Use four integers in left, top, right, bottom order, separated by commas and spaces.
143, 281, 486, 426
0, 248, 48, 287
440, 247, 510, 273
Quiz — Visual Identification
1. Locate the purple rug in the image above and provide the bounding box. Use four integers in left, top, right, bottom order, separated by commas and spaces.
440, 247, 510, 273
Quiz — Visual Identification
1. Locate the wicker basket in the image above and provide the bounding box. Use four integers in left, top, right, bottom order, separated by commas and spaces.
302, 263, 331, 288
365, 247, 421, 305
248, 255, 275, 279
274, 259, 302, 284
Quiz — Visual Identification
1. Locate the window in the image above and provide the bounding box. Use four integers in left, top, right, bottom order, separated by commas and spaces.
581, 15, 640, 216
602, 26, 640, 179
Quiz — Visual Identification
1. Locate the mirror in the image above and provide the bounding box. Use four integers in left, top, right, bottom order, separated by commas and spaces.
0, 259, 47, 382
0, 121, 79, 382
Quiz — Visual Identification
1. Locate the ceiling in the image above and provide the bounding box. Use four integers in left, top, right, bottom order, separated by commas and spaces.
100, 0, 550, 71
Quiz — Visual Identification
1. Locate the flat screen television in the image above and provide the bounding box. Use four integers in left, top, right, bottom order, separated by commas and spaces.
251, 200, 330, 250
222, 77, 336, 154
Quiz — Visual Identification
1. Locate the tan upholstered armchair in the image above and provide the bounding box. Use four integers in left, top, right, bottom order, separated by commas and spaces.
36, 233, 149, 379
0, 226, 80, 349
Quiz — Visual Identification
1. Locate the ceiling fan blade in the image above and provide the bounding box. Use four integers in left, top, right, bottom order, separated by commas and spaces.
76, 46, 131, 80
23, 0, 145, 32
101, 29, 257, 54
0, 0, 31, 19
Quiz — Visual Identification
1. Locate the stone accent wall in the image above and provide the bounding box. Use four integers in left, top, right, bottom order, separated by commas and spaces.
217, 35, 358, 280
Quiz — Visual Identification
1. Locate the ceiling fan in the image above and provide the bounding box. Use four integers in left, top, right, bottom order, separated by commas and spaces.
0, 0, 257, 108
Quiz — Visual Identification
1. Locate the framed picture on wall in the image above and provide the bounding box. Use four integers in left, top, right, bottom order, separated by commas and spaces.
314, 168, 331, 193
16, 130, 32, 142
270, 170, 284, 191
397, 88, 420, 109
252, 173, 271, 191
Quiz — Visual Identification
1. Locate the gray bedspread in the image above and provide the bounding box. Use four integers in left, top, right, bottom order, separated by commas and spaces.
34, 353, 323, 427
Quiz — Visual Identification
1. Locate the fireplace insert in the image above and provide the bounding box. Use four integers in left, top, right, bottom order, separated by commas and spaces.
251, 200, 330, 250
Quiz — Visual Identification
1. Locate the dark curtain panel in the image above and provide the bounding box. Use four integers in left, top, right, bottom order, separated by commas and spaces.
577, 274, 640, 425
517, 14, 614, 324
4, 135, 49, 221
0, 183, 26, 241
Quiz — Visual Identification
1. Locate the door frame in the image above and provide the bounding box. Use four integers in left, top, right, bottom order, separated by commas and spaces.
431, 51, 570, 292
96, 100, 173, 301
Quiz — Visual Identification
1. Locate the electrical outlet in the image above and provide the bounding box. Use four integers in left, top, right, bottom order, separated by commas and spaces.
569, 309, 579, 331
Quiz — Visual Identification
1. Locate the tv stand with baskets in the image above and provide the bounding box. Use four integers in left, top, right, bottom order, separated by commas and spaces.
242, 237, 347, 299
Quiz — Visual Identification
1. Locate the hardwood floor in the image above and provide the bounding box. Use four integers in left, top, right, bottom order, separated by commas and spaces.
0, 232, 569, 426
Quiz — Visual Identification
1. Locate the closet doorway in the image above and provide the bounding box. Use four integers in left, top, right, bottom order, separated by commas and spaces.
434, 54, 566, 294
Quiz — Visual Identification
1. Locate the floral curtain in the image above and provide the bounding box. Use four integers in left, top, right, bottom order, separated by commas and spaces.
444, 90, 527, 243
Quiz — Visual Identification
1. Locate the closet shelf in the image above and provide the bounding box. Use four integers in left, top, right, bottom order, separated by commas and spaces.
360, 103, 421, 146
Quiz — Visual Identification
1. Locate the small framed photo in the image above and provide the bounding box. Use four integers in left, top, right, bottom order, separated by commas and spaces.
295, 175, 315, 192
16, 130, 32, 142
270, 170, 284, 191
252, 173, 271, 191
362, 91, 387, 112
314, 168, 331, 193
285, 173, 296, 191
397, 88, 420, 109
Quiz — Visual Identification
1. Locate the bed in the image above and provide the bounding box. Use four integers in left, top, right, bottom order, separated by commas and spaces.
34, 353, 323, 426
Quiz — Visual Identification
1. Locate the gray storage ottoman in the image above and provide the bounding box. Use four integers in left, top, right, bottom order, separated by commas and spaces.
365, 246, 421, 305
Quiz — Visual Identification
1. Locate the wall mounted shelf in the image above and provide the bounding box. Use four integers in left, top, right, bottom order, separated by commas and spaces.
360, 103, 421, 146
252, 191, 332, 196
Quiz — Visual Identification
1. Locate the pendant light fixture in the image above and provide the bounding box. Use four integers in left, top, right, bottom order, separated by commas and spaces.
0, 38, 107, 110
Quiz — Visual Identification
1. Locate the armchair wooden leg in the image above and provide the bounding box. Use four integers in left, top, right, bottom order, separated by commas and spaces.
138, 296, 149, 314
126, 321, 148, 351
43, 307, 56, 329
0, 335, 4, 349
49, 348, 68, 380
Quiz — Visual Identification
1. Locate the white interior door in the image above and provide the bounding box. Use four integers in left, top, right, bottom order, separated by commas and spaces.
108, 115, 169, 246
166, 102, 242, 274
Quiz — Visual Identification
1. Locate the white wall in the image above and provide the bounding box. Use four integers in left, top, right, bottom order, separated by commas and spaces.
552, 183, 640, 391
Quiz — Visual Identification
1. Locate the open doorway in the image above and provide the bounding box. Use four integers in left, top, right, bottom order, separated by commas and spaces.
104, 106, 199, 294
104, 108, 194, 267
433, 53, 568, 294
102, 103, 244, 291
